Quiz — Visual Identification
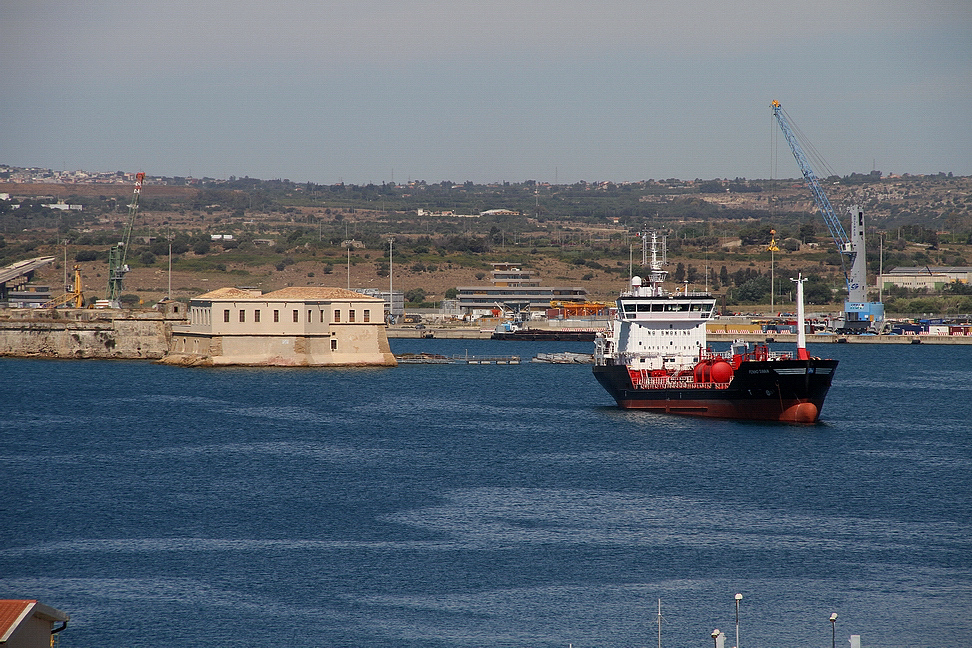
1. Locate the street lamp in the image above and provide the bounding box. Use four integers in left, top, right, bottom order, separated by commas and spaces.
712, 629, 721, 648
734, 593, 743, 648
830, 613, 838, 648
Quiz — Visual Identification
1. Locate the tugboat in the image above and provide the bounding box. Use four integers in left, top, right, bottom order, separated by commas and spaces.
592, 233, 838, 423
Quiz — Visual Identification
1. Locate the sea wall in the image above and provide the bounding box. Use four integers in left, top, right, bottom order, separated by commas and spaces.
0, 308, 174, 359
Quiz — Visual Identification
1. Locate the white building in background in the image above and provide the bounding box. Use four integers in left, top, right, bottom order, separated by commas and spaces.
879, 266, 972, 291
355, 288, 404, 321
455, 262, 588, 317
165, 286, 396, 367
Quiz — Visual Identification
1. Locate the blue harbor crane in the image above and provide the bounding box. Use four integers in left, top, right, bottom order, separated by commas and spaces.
771, 101, 884, 332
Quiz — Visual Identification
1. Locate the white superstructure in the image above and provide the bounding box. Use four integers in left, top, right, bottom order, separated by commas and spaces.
596, 232, 716, 372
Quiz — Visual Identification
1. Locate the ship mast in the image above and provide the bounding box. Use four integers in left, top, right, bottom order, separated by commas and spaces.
647, 231, 668, 296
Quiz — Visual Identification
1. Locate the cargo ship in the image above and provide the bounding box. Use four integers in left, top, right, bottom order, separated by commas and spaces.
592, 233, 837, 423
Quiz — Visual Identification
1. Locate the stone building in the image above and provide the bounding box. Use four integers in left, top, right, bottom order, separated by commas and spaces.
165, 286, 397, 367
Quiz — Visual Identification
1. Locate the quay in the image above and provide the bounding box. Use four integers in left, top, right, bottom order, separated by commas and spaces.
387, 326, 972, 344
396, 352, 520, 364
708, 332, 972, 345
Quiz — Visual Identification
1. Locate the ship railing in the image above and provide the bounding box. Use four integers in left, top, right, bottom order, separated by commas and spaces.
594, 335, 613, 364
629, 373, 731, 390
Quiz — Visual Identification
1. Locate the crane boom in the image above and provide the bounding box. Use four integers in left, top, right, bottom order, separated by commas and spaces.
104, 171, 144, 305
771, 100, 882, 332
771, 101, 853, 259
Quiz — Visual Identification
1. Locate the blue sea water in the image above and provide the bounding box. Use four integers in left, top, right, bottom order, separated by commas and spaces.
1, 341, 970, 648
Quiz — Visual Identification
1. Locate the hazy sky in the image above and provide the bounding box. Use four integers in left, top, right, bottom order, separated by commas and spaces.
3, 0, 970, 184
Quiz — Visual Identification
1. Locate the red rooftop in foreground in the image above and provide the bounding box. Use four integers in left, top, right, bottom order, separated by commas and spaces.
0, 600, 69, 648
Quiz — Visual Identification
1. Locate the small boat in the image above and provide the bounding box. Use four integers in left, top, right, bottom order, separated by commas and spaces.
592, 233, 837, 423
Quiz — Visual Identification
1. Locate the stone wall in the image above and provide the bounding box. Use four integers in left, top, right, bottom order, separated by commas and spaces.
0, 308, 174, 359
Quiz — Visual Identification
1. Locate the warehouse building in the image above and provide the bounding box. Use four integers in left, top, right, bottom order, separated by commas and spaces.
878, 266, 972, 291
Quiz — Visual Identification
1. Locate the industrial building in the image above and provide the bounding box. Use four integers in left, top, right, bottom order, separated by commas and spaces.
455, 263, 588, 317
878, 266, 972, 291
166, 286, 397, 366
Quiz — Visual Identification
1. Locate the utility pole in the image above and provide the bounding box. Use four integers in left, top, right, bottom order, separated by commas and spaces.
388, 237, 394, 324
768, 231, 779, 311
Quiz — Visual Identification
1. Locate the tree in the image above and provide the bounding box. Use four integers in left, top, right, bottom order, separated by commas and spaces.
804, 279, 833, 304
405, 288, 426, 304
686, 264, 700, 284
799, 221, 817, 242
673, 262, 685, 283
738, 225, 775, 245
735, 276, 771, 303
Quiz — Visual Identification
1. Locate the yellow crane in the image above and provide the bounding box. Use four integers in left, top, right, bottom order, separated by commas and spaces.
43, 264, 84, 308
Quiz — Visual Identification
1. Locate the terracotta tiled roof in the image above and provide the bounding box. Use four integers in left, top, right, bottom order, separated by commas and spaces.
194, 287, 263, 300
262, 287, 380, 301
0, 600, 36, 642
193, 287, 380, 301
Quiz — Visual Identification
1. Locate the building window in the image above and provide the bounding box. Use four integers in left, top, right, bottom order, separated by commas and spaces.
330, 339, 337, 351
239, 310, 245, 322
320, 310, 325, 323
334, 310, 341, 322
254, 310, 261, 323
349, 309, 355, 322
273, 310, 279, 323
363, 309, 370, 323
293, 309, 299, 323
224, 309, 230, 322
308, 309, 312, 323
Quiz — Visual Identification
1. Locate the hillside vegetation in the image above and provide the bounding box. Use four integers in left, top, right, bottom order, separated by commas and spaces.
2, 171, 971, 316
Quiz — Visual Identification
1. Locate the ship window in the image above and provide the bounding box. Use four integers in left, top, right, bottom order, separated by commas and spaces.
637, 303, 650, 312
651, 303, 663, 312
623, 303, 637, 312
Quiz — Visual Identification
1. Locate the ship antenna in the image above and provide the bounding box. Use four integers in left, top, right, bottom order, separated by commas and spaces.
648, 231, 668, 295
